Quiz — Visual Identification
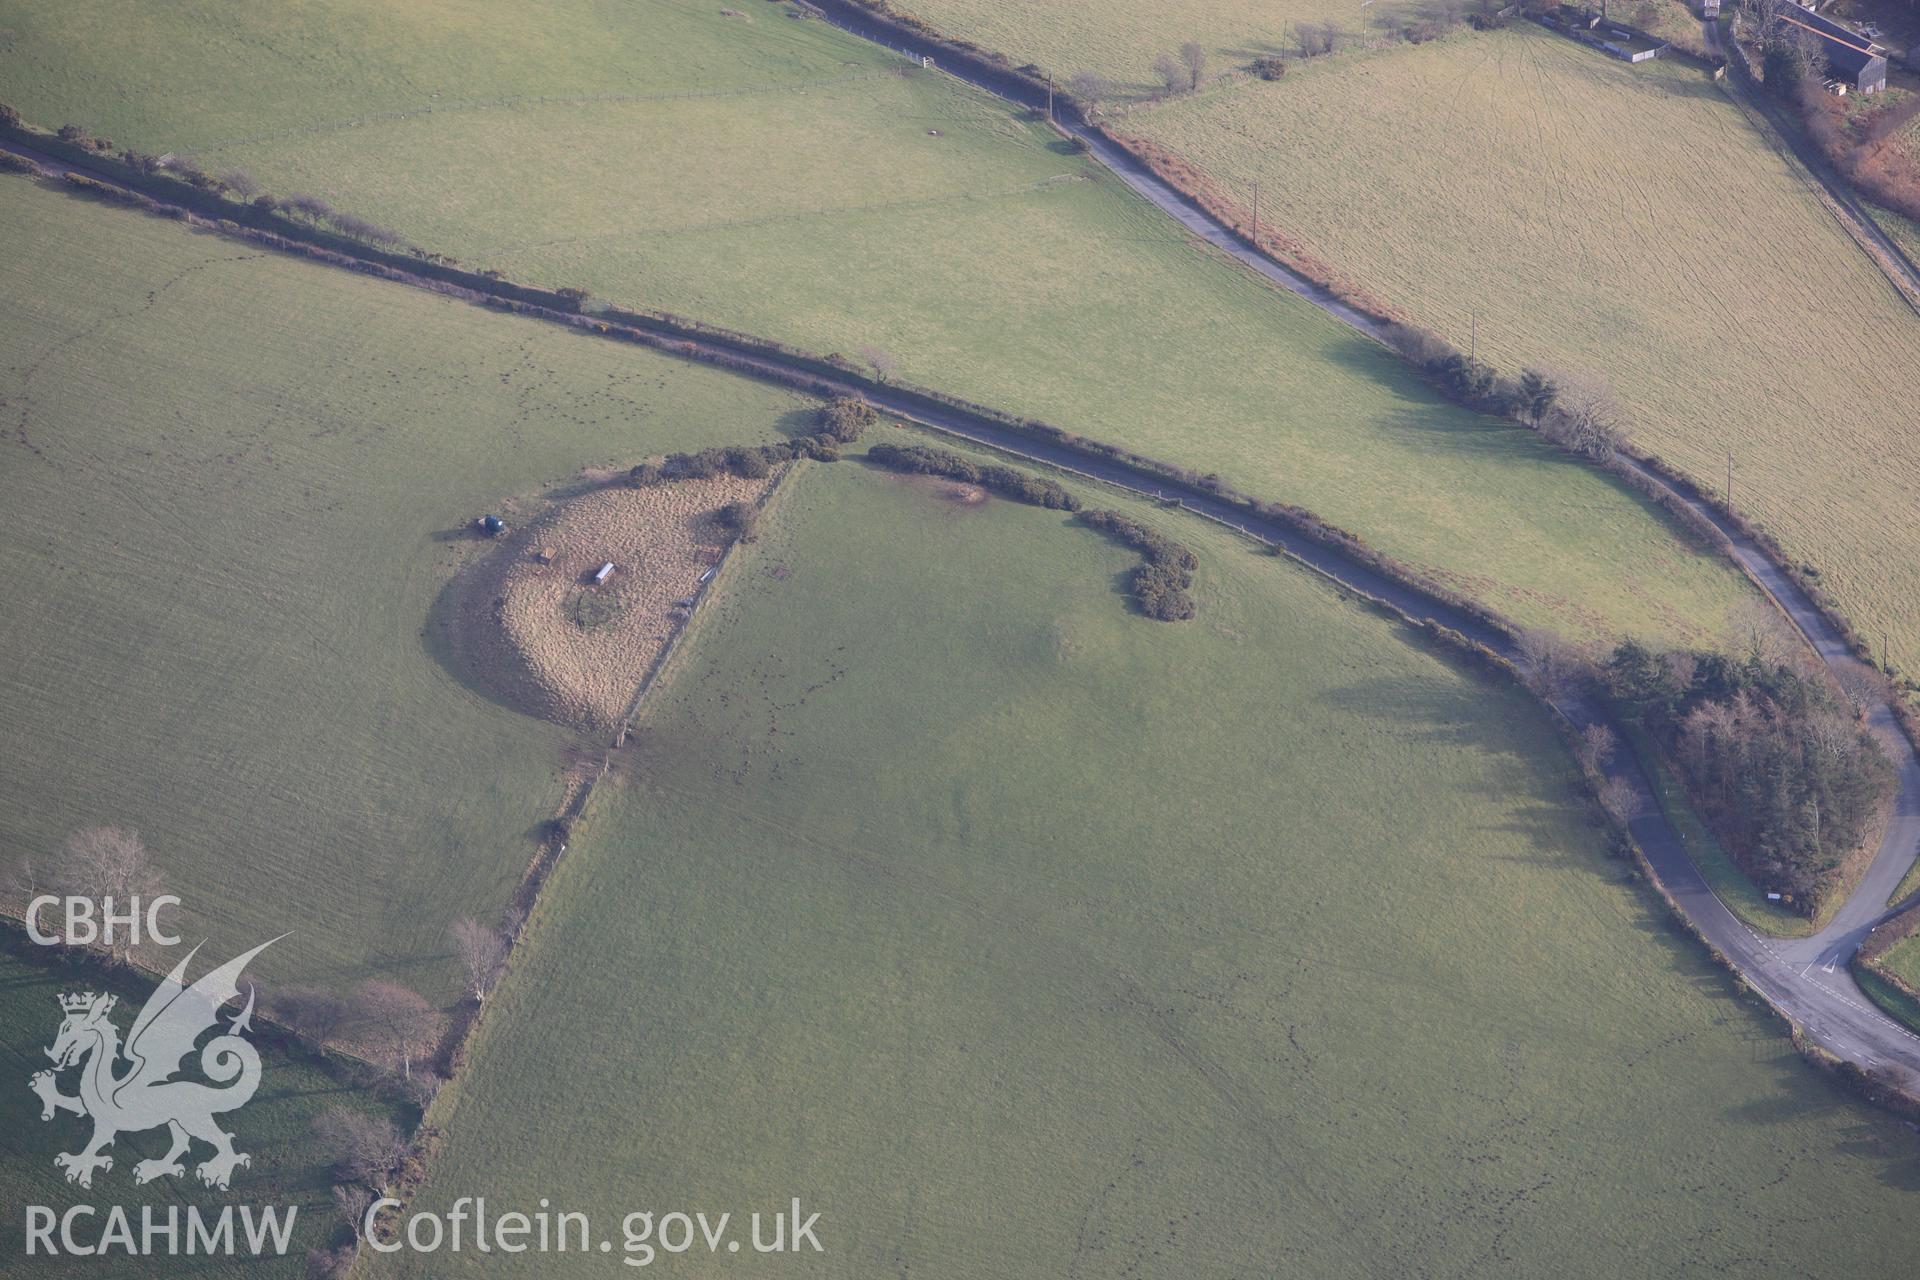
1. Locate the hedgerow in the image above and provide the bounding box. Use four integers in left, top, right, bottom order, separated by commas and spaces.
1077, 510, 1199, 621
628, 435, 840, 488
866, 442, 1079, 510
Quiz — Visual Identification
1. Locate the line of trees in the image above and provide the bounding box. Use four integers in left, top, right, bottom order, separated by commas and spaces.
1604, 635, 1896, 911
1385, 325, 1630, 460
0, 101, 413, 252
8, 827, 177, 965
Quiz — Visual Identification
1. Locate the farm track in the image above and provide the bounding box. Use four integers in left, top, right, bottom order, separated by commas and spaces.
8, 119, 1920, 1086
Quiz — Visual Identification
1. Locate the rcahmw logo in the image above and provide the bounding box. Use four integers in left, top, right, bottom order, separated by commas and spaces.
23, 937, 300, 1260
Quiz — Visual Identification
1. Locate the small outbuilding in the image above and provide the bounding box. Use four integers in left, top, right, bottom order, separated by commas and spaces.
592, 561, 615, 586
534, 546, 556, 565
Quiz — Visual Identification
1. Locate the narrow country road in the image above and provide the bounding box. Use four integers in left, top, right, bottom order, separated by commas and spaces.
809, 5, 1920, 1081
9, 104, 1920, 1083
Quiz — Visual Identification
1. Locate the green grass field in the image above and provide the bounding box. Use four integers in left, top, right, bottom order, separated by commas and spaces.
868, 0, 1356, 91
0, 943, 398, 1275
1857, 963, 1920, 1036
0, 0, 1758, 648
1121, 23, 1920, 672
0, 174, 815, 999
377, 451, 1915, 1278
1875, 934, 1920, 991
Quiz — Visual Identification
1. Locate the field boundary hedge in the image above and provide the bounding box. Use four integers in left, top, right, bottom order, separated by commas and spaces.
783, 8, 1918, 703
7, 128, 1920, 1112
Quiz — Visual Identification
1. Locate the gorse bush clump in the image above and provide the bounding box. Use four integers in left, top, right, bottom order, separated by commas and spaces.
818, 396, 878, 443
865, 442, 1080, 510
714, 500, 760, 541
1078, 510, 1199, 621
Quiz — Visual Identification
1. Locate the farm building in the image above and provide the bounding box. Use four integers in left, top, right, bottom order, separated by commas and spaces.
1534, 5, 1669, 61
1779, 8, 1888, 92
592, 561, 615, 586
1700, 0, 1718, 16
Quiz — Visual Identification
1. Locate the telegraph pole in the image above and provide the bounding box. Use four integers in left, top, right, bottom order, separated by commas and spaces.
1726, 451, 1733, 506
1047, 72, 1054, 123
1470, 310, 1478, 360
1252, 178, 1260, 247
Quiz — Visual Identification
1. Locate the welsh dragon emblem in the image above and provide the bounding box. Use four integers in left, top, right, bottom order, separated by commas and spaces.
29, 937, 280, 1190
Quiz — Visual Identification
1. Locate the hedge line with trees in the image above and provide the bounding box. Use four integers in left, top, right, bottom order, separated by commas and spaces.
865, 441, 1081, 510
12, 100, 1903, 717
628, 436, 838, 487
1605, 637, 1896, 912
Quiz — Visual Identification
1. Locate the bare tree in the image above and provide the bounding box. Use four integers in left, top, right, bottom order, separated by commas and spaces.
311, 1106, 405, 1188
1152, 52, 1186, 95
1598, 774, 1639, 822
350, 980, 438, 1081
450, 917, 507, 1003
1804, 710, 1863, 765
1067, 71, 1113, 110
6, 855, 42, 912
1540, 372, 1629, 459
219, 169, 259, 198
1579, 722, 1617, 772
1516, 627, 1594, 700
1728, 599, 1795, 670
856, 344, 898, 381
1833, 661, 1892, 717
332, 1183, 375, 1236
1300, 21, 1341, 56
271, 985, 350, 1047
1179, 41, 1207, 90
52, 828, 161, 962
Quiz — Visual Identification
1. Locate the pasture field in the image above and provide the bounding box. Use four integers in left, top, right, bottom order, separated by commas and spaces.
0, 944, 399, 1275
1875, 932, 1920, 991
0, 174, 814, 999
856, 0, 1356, 91
0, 0, 1758, 647
379, 451, 1915, 1278
1124, 24, 1920, 671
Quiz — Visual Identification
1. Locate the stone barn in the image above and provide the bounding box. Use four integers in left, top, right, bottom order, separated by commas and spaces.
1780, 8, 1888, 93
